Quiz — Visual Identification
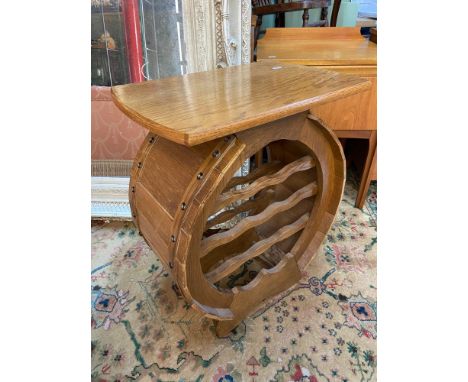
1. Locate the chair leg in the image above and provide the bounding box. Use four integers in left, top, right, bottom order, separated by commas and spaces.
355, 131, 377, 209
275, 12, 285, 28
320, 7, 329, 27
330, 0, 342, 27
302, 9, 309, 27
254, 15, 262, 53
275, 12, 280, 27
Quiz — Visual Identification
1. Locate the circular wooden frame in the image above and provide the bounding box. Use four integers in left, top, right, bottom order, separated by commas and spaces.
129, 111, 345, 336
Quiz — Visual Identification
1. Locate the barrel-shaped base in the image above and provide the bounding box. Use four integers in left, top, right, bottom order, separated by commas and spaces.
129, 111, 345, 335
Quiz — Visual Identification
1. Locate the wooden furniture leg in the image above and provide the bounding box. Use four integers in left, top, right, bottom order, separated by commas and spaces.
355, 131, 377, 208
358, 146, 376, 208
251, 15, 257, 62
330, 0, 341, 27
334, 130, 377, 209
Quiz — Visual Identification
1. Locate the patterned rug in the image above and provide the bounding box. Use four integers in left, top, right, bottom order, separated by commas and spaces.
91, 179, 377, 382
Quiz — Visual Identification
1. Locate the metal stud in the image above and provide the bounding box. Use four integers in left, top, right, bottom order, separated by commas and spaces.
137, 162, 142, 168
170, 235, 176, 243
149, 136, 155, 143
197, 172, 203, 180
131, 186, 135, 193
212, 149, 220, 158
169, 261, 174, 269
180, 202, 187, 210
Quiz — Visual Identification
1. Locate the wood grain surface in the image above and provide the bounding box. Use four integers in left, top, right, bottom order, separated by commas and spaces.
111, 61, 370, 146
257, 27, 376, 66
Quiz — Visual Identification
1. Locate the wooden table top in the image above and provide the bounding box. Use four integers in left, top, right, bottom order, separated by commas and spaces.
257, 27, 376, 66
111, 61, 370, 146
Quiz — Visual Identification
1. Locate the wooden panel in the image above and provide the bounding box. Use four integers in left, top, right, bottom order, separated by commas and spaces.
313, 65, 376, 77
138, 137, 213, 217
257, 27, 377, 66
111, 61, 370, 146
309, 76, 376, 131
260, 26, 367, 40
134, 184, 174, 266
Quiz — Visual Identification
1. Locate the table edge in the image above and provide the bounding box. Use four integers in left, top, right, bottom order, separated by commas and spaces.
111, 79, 371, 147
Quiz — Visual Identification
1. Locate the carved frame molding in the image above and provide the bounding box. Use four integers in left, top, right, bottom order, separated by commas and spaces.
183, 0, 251, 73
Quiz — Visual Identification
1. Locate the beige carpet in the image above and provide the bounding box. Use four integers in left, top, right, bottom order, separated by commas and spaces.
92, 180, 377, 382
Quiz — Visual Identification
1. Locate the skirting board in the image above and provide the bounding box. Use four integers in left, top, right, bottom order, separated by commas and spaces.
91, 176, 132, 220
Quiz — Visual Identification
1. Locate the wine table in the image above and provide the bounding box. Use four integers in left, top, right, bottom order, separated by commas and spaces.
112, 61, 369, 336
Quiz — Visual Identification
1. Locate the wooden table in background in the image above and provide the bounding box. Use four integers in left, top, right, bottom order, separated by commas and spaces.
257, 27, 377, 208
112, 62, 370, 335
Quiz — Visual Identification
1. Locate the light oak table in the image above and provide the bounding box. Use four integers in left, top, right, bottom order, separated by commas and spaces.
257, 27, 377, 208
112, 61, 370, 336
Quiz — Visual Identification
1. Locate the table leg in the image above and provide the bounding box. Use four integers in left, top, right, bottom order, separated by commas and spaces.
333, 130, 377, 209
355, 131, 377, 209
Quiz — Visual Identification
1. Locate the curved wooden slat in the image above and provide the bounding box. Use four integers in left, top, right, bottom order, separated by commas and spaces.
205, 213, 309, 283
214, 155, 315, 212
201, 182, 317, 257
206, 188, 275, 229
201, 228, 261, 272
224, 161, 282, 190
